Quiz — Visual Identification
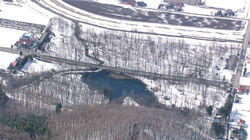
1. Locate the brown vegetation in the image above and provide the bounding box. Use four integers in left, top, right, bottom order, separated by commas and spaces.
47, 104, 214, 140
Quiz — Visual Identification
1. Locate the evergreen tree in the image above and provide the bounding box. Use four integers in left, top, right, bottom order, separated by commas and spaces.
56, 103, 62, 113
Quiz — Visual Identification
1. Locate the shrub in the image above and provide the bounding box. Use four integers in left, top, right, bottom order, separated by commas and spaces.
212, 122, 225, 138
206, 106, 213, 116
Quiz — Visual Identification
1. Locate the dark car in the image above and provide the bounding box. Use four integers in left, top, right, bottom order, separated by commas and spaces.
175, 6, 183, 11
137, 1, 147, 7
166, 3, 174, 9
158, 4, 165, 9
215, 10, 223, 16
225, 9, 235, 17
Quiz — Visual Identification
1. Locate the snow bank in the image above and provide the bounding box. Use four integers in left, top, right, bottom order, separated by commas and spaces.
205, 0, 246, 10
22, 59, 58, 73
93, 0, 120, 5
0, 52, 19, 69
183, 5, 215, 15
0, 27, 24, 48
240, 77, 250, 86
221, 69, 234, 82
0, 0, 54, 25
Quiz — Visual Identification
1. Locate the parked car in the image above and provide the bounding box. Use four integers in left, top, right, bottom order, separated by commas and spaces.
137, 1, 147, 7
175, 6, 183, 11
215, 9, 235, 17
225, 9, 235, 17
158, 4, 165, 9
166, 3, 174, 9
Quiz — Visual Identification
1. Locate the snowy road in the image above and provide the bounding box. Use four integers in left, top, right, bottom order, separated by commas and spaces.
231, 20, 250, 89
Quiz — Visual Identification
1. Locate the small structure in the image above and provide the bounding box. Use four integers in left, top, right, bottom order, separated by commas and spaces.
121, 0, 135, 5
15, 32, 39, 50
238, 119, 246, 126
238, 85, 248, 94
234, 97, 240, 103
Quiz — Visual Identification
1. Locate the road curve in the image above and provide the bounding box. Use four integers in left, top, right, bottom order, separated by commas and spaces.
30, 0, 244, 43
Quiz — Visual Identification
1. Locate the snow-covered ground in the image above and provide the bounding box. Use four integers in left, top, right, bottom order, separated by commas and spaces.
122, 97, 140, 107
0, 52, 19, 69
0, 0, 247, 112
240, 62, 250, 86
0, 0, 55, 25
22, 59, 58, 73
48, 17, 97, 63
0, 0, 56, 71
139, 77, 228, 110
0, 27, 23, 69
205, 0, 246, 10
0, 27, 24, 48
230, 93, 250, 139
240, 44, 250, 87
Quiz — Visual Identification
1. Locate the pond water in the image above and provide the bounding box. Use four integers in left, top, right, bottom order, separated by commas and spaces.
81, 70, 160, 107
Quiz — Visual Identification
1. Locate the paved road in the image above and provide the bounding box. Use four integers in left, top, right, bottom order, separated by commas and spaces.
63, 0, 244, 31
0, 47, 28, 55
0, 18, 46, 33
231, 20, 250, 89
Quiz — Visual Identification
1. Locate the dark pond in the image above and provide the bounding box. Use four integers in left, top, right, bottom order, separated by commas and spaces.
81, 70, 160, 107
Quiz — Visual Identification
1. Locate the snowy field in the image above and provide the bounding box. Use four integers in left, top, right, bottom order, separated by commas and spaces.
0, 27, 23, 69
0, 52, 19, 69
0, 0, 53, 25
0, 27, 24, 48
22, 59, 58, 73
